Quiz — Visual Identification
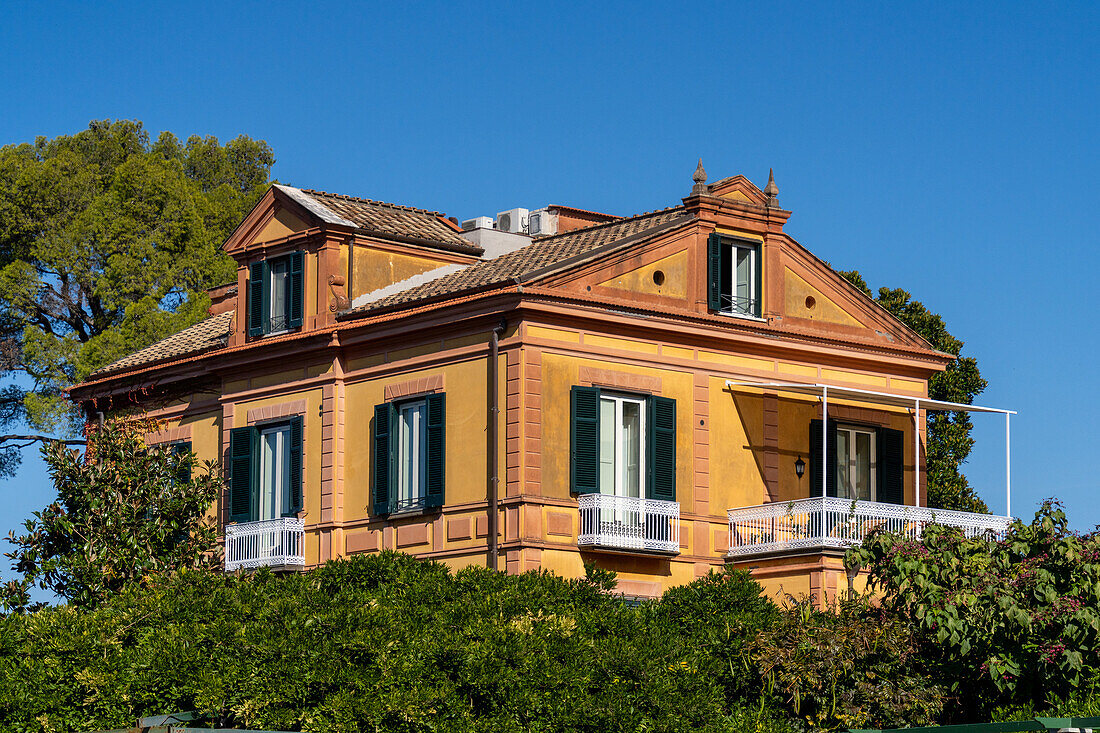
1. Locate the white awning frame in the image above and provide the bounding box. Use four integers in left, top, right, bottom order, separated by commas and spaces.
724, 380, 1016, 517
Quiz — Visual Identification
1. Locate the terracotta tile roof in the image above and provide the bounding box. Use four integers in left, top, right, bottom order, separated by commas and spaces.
91, 311, 234, 377
290, 187, 482, 255
343, 206, 693, 316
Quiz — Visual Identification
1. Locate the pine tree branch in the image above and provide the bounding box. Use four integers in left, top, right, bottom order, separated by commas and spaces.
0, 434, 85, 448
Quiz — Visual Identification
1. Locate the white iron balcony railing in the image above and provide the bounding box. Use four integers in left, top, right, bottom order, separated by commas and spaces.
727, 496, 1012, 558
578, 494, 680, 554
224, 517, 305, 571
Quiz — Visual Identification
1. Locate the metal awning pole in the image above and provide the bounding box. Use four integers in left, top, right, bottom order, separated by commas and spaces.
914, 398, 921, 507
821, 386, 828, 539
1006, 412, 1011, 517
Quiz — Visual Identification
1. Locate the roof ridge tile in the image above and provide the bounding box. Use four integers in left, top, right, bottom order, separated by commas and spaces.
299, 188, 446, 218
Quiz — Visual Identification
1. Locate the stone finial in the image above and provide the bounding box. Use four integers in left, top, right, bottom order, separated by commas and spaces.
764, 168, 779, 206
691, 158, 708, 195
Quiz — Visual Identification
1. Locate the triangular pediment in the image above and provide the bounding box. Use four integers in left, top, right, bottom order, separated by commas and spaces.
529, 220, 698, 308
708, 175, 768, 205
221, 186, 324, 255
777, 236, 934, 350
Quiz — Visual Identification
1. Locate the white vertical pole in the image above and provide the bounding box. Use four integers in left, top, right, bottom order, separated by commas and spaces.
1005, 412, 1011, 517
821, 386, 828, 540
914, 398, 921, 507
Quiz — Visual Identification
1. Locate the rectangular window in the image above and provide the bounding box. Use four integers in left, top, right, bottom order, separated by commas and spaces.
228, 417, 302, 524
836, 425, 876, 501
268, 258, 290, 333
708, 233, 761, 318
598, 393, 646, 499
372, 393, 446, 515
723, 241, 758, 316
396, 400, 428, 512
259, 425, 292, 520
248, 251, 304, 337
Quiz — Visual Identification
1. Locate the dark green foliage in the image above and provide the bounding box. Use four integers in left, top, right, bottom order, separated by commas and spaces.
3, 502, 1098, 732
0, 556, 792, 733
1, 418, 222, 612
755, 597, 946, 730
851, 499, 1100, 718
839, 270, 989, 512
0, 120, 273, 475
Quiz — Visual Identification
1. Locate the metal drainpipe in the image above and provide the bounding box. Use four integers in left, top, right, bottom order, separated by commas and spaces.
487, 318, 507, 572
346, 236, 355, 303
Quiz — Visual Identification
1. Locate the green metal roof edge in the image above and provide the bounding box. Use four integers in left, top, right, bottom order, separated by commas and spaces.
852, 717, 1100, 733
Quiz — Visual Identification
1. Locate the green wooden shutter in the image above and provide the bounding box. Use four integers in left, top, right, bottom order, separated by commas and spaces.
646, 396, 677, 501
373, 402, 395, 515
877, 427, 905, 505
570, 386, 601, 494
228, 427, 256, 523
287, 415, 303, 515
248, 261, 266, 337
288, 251, 304, 330
707, 233, 722, 311
171, 441, 192, 485
809, 419, 838, 498
425, 393, 446, 508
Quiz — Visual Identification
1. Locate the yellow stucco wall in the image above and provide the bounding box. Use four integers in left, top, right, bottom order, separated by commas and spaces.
177, 409, 222, 522
351, 246, 455, 299
254, 207, 308, 243
538, 352, 695, 506
342, 355, 496, 523
784, 268, 863, 328
712, 382, 769, 510
597, 249, 689, 299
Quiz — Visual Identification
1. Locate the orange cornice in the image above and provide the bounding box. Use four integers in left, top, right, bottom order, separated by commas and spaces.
70, 276, 950, 404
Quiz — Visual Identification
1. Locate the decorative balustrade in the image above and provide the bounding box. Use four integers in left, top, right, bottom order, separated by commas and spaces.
578, 494, 680, 554
727, 497, 1012, 558
224, 517, 305, 571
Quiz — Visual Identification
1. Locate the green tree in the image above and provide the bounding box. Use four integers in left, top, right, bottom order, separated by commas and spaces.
840, 270, 989, 512
0, 120, 273, 476
850, 500, 1100, 717
1, 417, 223, 612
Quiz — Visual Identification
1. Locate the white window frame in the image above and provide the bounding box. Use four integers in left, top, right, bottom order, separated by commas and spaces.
599, 393, 647, 500
396, 399, 428, 512
836, 424, 877, 501
267, 256, 291, 335
258, 425, 291, 520
724, 240, 759, 318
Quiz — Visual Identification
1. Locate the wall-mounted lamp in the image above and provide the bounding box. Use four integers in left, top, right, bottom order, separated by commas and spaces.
794, 455, 806, 480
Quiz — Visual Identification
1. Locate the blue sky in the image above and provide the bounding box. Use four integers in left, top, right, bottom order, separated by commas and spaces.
1, 0, 1097, 575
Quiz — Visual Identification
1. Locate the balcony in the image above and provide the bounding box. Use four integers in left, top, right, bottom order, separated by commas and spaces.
727, 496, 1012, 558
224, 517, 305, 571
578, 494, 680, 554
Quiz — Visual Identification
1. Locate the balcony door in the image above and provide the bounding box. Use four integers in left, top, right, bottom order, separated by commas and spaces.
836, 425, 876, 501
598, 393, 645, 526
258, 425, 292, 521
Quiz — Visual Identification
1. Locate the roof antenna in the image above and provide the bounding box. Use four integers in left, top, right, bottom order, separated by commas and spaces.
692, 158, 708, 195
764, 168, 779, 207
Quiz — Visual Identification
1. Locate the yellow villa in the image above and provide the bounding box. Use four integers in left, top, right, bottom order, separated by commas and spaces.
68, 163, 1013, 602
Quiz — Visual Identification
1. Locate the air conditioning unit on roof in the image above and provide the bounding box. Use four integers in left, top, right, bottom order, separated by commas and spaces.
461, 216, 494, 231
496, 208, 529, 234
528, 208, 558, 236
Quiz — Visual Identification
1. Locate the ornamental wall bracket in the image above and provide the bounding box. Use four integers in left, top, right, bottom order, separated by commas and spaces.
328, 274, 350, 312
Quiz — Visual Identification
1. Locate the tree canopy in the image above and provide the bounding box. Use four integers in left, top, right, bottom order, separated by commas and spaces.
840, 270, 990, 512
1, 417, 223, 612
0, 120, 273, 476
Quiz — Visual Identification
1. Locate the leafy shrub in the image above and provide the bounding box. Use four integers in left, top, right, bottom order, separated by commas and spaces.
754, 597, 945, 730
851, 499, 1100, 717
0, 553, 797, 733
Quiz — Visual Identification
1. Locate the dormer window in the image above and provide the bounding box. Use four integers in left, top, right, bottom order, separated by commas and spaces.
248, 251, 304, 337
707, 233, 762, 318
